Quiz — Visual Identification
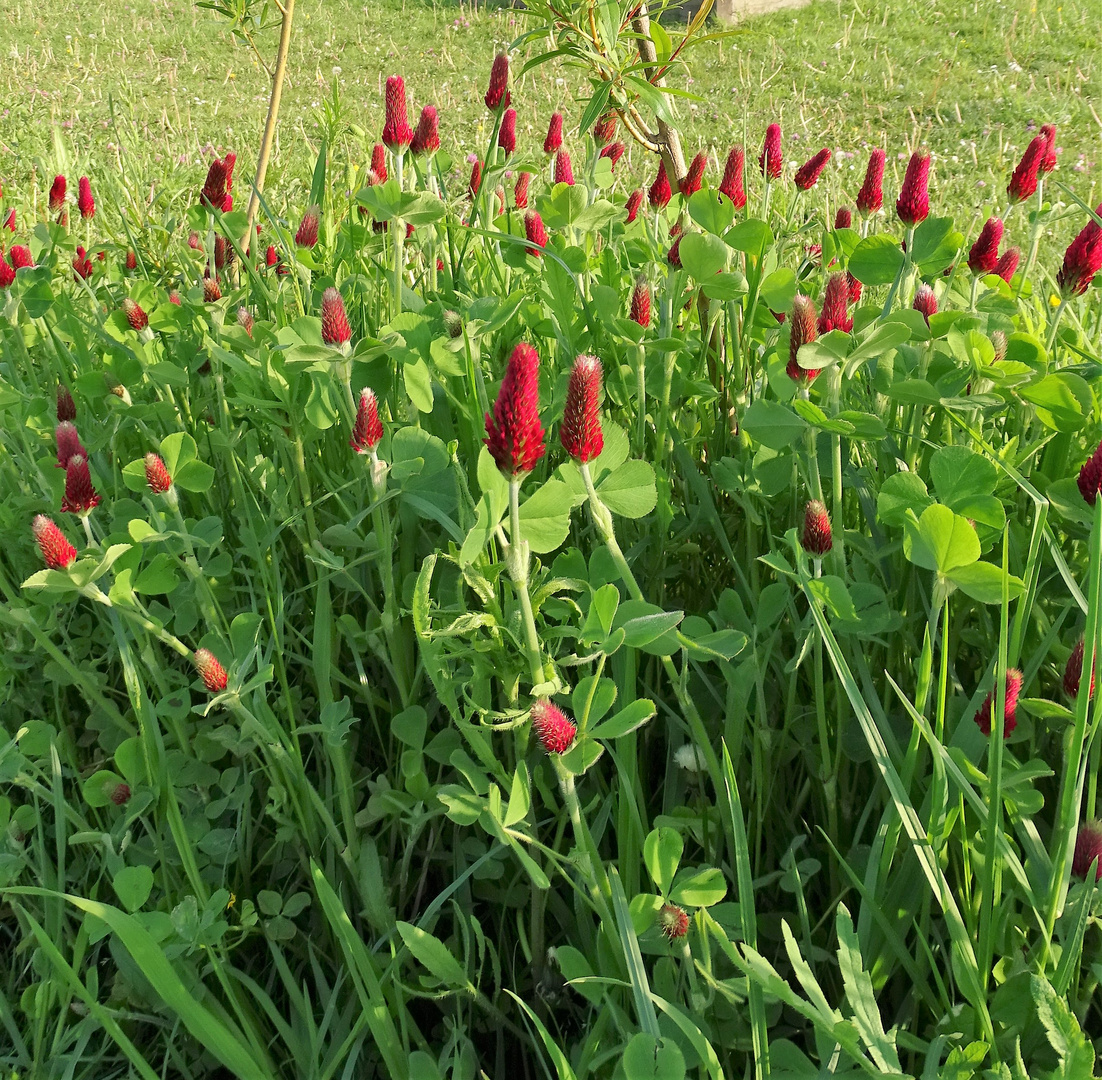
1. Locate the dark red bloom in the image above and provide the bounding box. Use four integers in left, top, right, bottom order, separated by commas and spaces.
56, 421, 87, 468
1057, 207, 1102, 298
794, 148, 831, 190
544, 112, 564, 155
32, 514, 77, 570
530, 698, 576, 754
410, 106, 440, 156
759, 123, 782, 180
1007, 136, 1046, 204
214, 235, 234, 271
553, 150, 575, 186
265, 245, 283, 272
109, 782, 131, 806
974, 668, 1023, 738
0, 258, 13, 289
967, 217, 1003, 275
72, 246, 93, 280
648, 159, 672, 209
61, 455, 100, 516
122, 298, 148, 332
144, 453, 172, 494
203, 277, 222, 302
801, 500, 832, 555
498, 108, 517, 155
667, 234, 682, 268
680, 151, 707, 198
9, 245, 32, 269
76, 177, 94, 219
896, 152, 931, 227
295, 205, 320, 248
630, 276, 651, 328
560, 355, 604, 464
834, 206, 852, 230
600, 141, 626, 170
817, 272, 853, 334
1072, 822, 1102, 881
856, 148, 886, 215
659, 903, 690, 941
720, 146, 747, 209
484, 51, 510, 111
200, 157, 232, 211
194, 648, 229, 693
1077, 439, 1102, 505
846, 271, 862, 305
1063, 638, 1096, 700
49, 175, 66, 213
468, 160, 483, 199
371, 143, 388, 184
351, 388, 384, 454
1039, 124, 1057, 173
514, 171, 531, 209
523, 210, 548, 257
56, 385, 76, 423
321, 287, 352, 347
625, 188, 645, 223
125, 249, 137, 271
913, 283, 938, 324
785, 295, 819, 383
484, 343, 546, 477
593, 112, 617, 146
995, 247, 1020, 283
382, 75, 414, 150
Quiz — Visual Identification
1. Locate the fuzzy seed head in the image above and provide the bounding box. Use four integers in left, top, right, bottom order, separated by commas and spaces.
759, 123, 783, 180
630, 276, 652, 328
967, 217, 1003, 275
795, 147, 831, 190
56, 421, 87, 469
801, 500, 833, 555
442, 310, 463, 338
560, 355, 604, 464
530, 699, 577, 755
410, 106, 440, 156
856, 149, 886, 214
514, 171, 532, 210
77, 176, 94, 219
122, 298, 148, 332
194, 648, 229, 693
188, 231, 203, 251
785, 295, 819, 383
523, 210, 548, 257
896, 152, 931, 227
679, 151, 707, 198
1078, 439, 1102, 506
383, 75, 414, 149
719, 145, 747, 209
144, 452, 172, 494
498, 108, 517, 155
553, 149, 575, 187
61, 455, 100, 516
49, 174, 67, 212
817, 273, 853, 335
56, 385, 76, 423
912, 283, 938, 324
1057, 206, 1102, 298
32, 515, 77, 570
484, 343, 546, 477
320, 287, 352, 347
295, 205, 320, 248
974, 668, 1023, 738
1072, 821, 1102, 881
484, 51, 511, 111
625, 188, 645, 223
1039, 124, 1058, 173
648, 159, 672, 209
351, 388, 384, 454
659, 904, 690, 941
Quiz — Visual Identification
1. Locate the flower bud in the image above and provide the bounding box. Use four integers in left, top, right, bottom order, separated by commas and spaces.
530, 699, 577, 754
801, 500, 833, 555
560, 355, 604, 464
144, 453, 172, 494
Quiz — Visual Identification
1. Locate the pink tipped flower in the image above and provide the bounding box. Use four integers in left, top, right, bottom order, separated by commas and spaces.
514, 171, 531, 210
56, 421, 87, 468
0, 258, 14, 289
834, 206, 852, 229
974, 668, 1023, 738
382, 75, 414, 150
32, 514, 77, 570
194, 648, 228, 693
719, 146, 747, 209
56, 385, 76, 423
846, 271, 862, 305
658, 903, 690, 941
667, 234, 682, 268
498, 108, 517, 155
72, 246, 93, 281
530, 698, 577, 754
544, 112, 564, 155
144, 452, 172, 494
1077, 439, 1102, 506
680, 151, 707, 198
203, 277, 222, 302
188, 231, 203, 251
625, 188, 645, 223
121, 298, 148, 332
1063, 638, 1096, 700
648, 159, 672, 209
1039, 124, 1057, 173
9, 245, 32, 269
321, 287, 352, 347
553, 149, 575, 187
351, 387, 384, 454
817, 273, 853, 334
801, 499, 833, 555
168, 289, 182, 305
109, 782, 131, 806
785, 294, 819, 383
968, 217, 1003, 275
560, 355, 604, 464
484, 51, 510, 111
523, 210, 548, 257
794, 147, 831, 190
630, 276, 651, 328
995, 247, 1020, 283
295, 205, 320, 248
593, 112, 617, 146
896, 152, 931, 227
468, 160, 483, 199
61, 455, 100, 516
484, 343, 546, 477
49, 174, 67, 212
600, 141, 626, 170
759, 123, 782, 180
370, 143, 389, 184
1007, 135, 1046, 204
77, 177, 94, 219
913, 283, 938, 324
1072, 822, 1102, 881
1056, 207, 1102, 298
410, 106, 440, 156
856, 148, 886, 215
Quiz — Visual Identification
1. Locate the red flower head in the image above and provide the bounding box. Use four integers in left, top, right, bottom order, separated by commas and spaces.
484, 51, 510, 111
759, 123, 782, 180
382, 75, 414, 150
967, 217, 1003, 275
109, 782, 131, 806
974, 668, 1023, 738
530, 698, 576, 754
1077, 439, 1102, 505
188, 231, 203, 251
124, 249, 137, 271
680, 151, 707, 198
630, 276, 651, 328
214, 235, 234, 271
896, 152, 931, 227
995, 247, 1020, 283
484, 343, 546, 477
144, 452, 172, 494
817, 272, 853, 335
468, 159, 483, 199
648, 159, 672, 209
659, 903, 690, 941
544, 112, 564, 155
410, 105, 440, 156
835, 206, 852, 229
32, 514, 77, 570
203, 277, 222, 303
625, 188, 645, 223
1039, 124, 1058, 173
236, 306, 254, 335
122, 298, 148, 332
56, 385, 76, 423
370, 143, 388, 184
795, 147, 831, 190
523, 210, 548, 257
856, 148, 886, 215
72, 246, 93, 280
498, 108, 517, 155
1057, 207, 1102, 298
0, 258, 13, 289
1072, 821, 1102, 881
912, 282, 938, 324
194, 648, 228, 693
801, 499, 833, 555
9, 245, 32, 269
49, 175, 67, 213
56, 421, 87, 468
61, 455, 100, 516
785, 294, 819, 383
846, 271, 862, 305
667, 233, 682, 268
600, 141, 626, 170
265, 244, 281, 269
560, 354, 604, 464
1007, 135, 1046, 204
514, 171, 531, 210
321, 287, 352, 347
553, 149, 575, 187
351, 388, 384, 454
593, 111, 617, 146
200, 157, 232, 210
720, 145, 747, 209
168, 289, 182, 306
76, 177, 95, 219
295, 205, 320, 248
1063, 638, 1096, 700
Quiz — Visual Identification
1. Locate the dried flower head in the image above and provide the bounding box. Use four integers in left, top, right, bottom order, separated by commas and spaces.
236, 306, 255, 335
912, 283, 938, 324
648, 159, 672, 209
321, 287, 352, 347
625, 188, 645, 223
484, 343, 546, 477
1007, 135, 1046, 204
214, 234, 234, 271
759, 123, 782, 180
630, 276, 651, 328
817, 272, 853, 334
410, 105, 440, 156
667, 234, 682, 268
658, 904, 690, 941
896, 152, 931, 227
1072, 821, 1102, 881
785, 294, 819, 383
32, 514, 77, 570
801, 499, 833, 555
77, 176, 95, 220
560, 355, 604, 464
1056, 206, 1102, 298
794, 147, 831, 190
484, 51, 511, 111
680, 151, 707, 198
544, 112, 564, 155
967, 217, 1003, 276
856, 148, 886, 215
144, 452, 172, 494
498, 108, 517, 155
523, 210, 548, 257
382, 75, 414, 150
720, 145, 747, 209
109, 782, 131, 806
351, 388, 384, 454
1077, 438, 1102, 506
194, 648, 229, 693
530, 699, 577, 754
974, 668, 1023, 738
553, 149, 575, 187
49, 174, 67, 212
295, 205, 320, 248
121, 298, 148, 332
61, 455, 100, 516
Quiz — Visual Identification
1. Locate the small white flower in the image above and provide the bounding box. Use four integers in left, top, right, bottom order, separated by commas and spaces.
675, 745, 707, 773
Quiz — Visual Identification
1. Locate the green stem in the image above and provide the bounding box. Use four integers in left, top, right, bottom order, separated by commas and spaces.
1046, 298, 1068, 354
393, 151, 405, 319
507, 478, 546, 688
